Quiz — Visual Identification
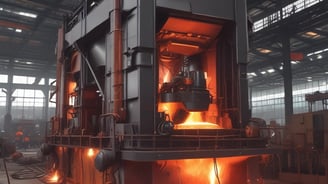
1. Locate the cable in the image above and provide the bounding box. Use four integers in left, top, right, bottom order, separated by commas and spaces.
81, 149, 84, 184
213, 158, 221, 184
11, 164, 45, 180
3, 159, 11, 184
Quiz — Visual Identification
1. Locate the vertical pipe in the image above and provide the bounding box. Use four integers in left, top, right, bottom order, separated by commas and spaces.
6, 62, 13, 115
111, 0, 125, 121
153, 0, 158, 134
56, 27, 65, 133
43, 78, 49, 121
107, 0, 124, 155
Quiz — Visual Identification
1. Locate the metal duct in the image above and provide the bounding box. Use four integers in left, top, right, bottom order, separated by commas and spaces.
111, 0, 125, 121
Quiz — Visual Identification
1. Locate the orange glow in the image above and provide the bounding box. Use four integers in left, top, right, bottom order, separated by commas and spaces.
175, 121, 220, 129
163, 72, 170, 83
170, 42, 200, 49
49, 171, 59, 183
156, 157, 249, 184
183, 159, 222, 184
158, 103, 221, 129
158, 69, 171, 91
87, 148, 94, 157
185, 111, 203, 122
158, 102, 184, 119
68, 81, 77, 106
209, 162, 221, 184
175, 112, 221, 129
68, 81, 77, 93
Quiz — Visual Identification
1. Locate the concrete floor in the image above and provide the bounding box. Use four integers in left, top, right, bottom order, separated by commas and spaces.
0, 149, 44, 184
0, 149, 298, 184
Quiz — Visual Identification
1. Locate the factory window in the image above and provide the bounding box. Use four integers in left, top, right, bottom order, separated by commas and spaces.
11, 89, 45, 119
13, 75, 35, 84
318, 80, 328, 91
38, 78, 45, 85
269, 11, 280, 24
49, 91, 56, 108
0, 90, 6, 129
251, 87, 285, 125
48, 78, 56, 108
0, 89, 6, 106
49, 78, 56, 85
253, 20, 265, 32
251, 78, 328, 125
253, 0, 322, 32
282, 0, 323, 19
12, 89, 44, 107
0, 74, 8, 83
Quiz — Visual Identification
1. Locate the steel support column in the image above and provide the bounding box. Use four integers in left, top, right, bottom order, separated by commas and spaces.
239, 63, 250, 127
236, 0, 250, 126
42, 77, 50, 120
5, 61, 14, 115
282, 31, 293, 124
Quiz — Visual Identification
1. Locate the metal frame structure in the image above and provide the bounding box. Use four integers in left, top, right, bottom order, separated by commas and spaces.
40, 0, 278, 183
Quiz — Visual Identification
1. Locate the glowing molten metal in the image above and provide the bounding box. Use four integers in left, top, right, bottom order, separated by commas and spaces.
87, 148, 94, 157
175, 112, 221, 129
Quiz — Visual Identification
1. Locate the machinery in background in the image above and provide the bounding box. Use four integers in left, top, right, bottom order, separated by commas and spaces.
41, 0, 277, 183
278, 91, 328, 184
3, 117, 44, 149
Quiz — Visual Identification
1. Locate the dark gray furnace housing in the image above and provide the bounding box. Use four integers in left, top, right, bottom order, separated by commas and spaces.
41, 0, 276, 183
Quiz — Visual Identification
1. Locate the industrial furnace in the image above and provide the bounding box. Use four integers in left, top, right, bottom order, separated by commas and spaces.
42, 0, 275, 183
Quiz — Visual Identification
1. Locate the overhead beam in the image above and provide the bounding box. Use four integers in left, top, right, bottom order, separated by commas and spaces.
6, 0, 65, 60
0, 48, 55, 63
0, 19, 31, 30
292, 35, 316, 46
0, 0, 64, 21
250, 0, 328, 42
0, 30, 57, 44
18, 0, 78, 13
312, 29, 328, 37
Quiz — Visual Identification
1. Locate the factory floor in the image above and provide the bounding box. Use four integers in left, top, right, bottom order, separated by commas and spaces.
263, 179, 293, 184
0, 149, 300, 184
0, 149, 44, 184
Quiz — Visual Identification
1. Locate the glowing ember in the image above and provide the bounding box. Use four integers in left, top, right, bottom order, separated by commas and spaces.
87, 148, 94, 157
163, 72, 170, 83
175, 112, 221, 129
49, 171, 59, 183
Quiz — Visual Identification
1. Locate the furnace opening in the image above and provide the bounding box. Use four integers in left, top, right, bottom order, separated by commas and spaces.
157, 17, 224, 130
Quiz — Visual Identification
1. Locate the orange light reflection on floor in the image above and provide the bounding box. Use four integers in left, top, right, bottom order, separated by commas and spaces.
49, 171, 59, 183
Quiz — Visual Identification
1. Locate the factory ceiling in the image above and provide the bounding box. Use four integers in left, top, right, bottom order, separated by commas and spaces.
247, 0, 328, 90
0, 0, 82, 77
0, 0, 327, 89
